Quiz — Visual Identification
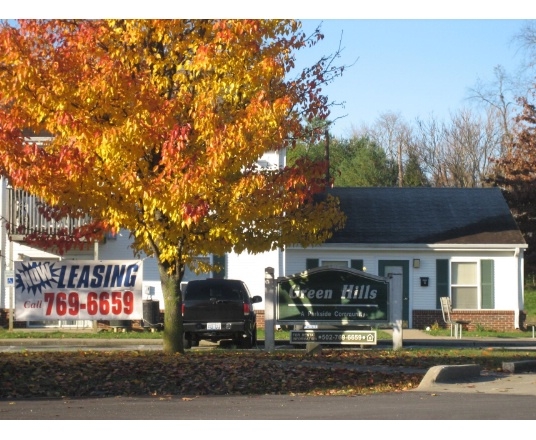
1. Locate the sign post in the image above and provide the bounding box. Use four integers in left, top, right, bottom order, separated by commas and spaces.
264, 267, 275, 352
389, 273, 403, 350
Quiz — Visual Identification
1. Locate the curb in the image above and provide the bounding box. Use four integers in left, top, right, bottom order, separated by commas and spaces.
502, 360, 536, 373
377, 339, 536, 348
417, 364, 481, 389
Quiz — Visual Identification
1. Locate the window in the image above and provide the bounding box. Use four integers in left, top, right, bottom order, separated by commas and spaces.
306, 259, 363, 271
451, 262, 478, 309
436, 259, 494, 310
321, 260, 348, 268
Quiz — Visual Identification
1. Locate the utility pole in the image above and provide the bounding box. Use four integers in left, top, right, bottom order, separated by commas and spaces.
325, 129, 331, 188
398, 141, 403, 187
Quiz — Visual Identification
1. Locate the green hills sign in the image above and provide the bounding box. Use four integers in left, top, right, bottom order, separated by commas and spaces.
276, 267, 389, 325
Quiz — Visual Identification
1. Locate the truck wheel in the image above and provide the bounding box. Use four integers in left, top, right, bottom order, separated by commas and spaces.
241, 325, 256, 349
183, 334, 192, 349
240, 334, 253, 349
252, 324, 257, 347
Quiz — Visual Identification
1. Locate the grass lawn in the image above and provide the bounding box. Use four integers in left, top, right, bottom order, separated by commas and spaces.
525, 287, 536, 322
0, 326, 533, 340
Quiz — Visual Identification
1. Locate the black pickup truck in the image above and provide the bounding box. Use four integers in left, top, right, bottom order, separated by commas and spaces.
181, 279, 263, 349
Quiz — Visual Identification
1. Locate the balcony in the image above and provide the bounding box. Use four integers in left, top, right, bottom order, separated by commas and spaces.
7, 187, 90, 241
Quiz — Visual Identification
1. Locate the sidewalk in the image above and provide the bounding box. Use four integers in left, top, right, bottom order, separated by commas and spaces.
414, 367, 536, 396
379, 328, 536, 349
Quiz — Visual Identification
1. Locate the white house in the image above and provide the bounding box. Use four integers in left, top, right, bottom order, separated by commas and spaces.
282, 187, 528, 331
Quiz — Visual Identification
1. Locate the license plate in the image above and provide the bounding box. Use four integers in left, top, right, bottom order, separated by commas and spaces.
207, 323, 221, 330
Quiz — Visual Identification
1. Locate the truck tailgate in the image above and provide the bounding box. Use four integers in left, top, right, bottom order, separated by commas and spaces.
183, 300, 244, 322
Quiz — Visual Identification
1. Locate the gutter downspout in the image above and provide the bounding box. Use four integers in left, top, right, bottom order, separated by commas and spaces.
516, 247, 524, 329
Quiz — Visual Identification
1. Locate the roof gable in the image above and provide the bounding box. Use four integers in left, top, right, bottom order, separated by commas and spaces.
326, 187, 526, 246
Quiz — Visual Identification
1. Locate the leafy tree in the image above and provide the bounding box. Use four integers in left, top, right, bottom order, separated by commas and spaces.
402, 149, 430, 187
286, 119, 330, 165
353, 112, 413, 187
335, 137, 397, 187
0, 19, 346, 353
288, 133, 399, 187
287, 126, 345, 185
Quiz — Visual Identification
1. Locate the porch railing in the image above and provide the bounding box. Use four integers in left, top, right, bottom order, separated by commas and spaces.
7, 187, 90, 240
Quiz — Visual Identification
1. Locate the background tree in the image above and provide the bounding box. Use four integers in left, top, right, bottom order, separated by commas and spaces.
467, 65, 520, 153
0, 19, 346, 353
412, 109, 502, 187
335, 136, 397, 187
287, 134, 398, 187
352, 112, 415, 187
402, 147, 430, 187
489, 95, 536, 272
514, 21, 536, 73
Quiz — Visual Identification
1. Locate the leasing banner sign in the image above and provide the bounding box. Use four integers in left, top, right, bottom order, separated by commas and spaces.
277, 267, 389, 325
15, 260, 143, 321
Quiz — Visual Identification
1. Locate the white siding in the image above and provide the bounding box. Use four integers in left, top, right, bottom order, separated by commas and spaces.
410, 254, 436, 310
226, 249, 280, 309
257, 150, 284, 169
285, 247, 523, 325
97, 231, 134, 260
494, 254, 521, 310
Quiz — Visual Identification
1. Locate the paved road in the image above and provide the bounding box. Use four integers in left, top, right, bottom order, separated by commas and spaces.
2, 386, 536, 420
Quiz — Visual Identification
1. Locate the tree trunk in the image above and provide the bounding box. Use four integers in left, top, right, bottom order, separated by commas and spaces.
158, 264, 184, 354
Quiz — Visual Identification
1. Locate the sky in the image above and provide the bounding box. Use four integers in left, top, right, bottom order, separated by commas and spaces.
296, 19, 530, 138
4, 2, 536, 139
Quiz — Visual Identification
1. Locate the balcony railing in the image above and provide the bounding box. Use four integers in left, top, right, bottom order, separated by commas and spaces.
7, 187, 90, 240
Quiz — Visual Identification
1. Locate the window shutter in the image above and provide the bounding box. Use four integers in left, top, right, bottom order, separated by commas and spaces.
436, 259, 449, 309
481, 259, 495, 309
351, 259, 364, 271
306, 259, 319, 270
212, 255, 226, 279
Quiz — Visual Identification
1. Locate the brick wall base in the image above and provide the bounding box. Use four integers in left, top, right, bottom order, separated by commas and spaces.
413, 309, 521, 332
260, 310, 521, 332
256, 310, 265, 329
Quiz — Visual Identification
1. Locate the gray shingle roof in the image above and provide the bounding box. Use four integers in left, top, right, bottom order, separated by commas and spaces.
326, 187, 526, 246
